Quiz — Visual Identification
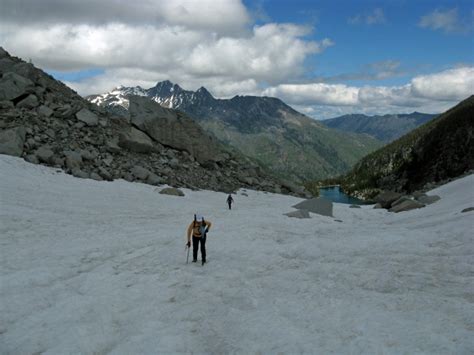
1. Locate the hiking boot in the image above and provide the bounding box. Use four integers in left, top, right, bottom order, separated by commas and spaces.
192, 260, 197, 263
202, 260, 206, 265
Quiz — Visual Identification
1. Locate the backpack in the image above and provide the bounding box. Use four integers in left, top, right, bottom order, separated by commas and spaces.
194, 214, 208, 237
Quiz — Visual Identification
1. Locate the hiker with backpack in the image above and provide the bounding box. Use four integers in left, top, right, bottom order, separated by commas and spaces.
186, 214, 212, 265
226, 194, 234, 210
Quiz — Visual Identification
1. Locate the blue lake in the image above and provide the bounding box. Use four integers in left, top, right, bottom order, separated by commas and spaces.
318, 186, 367, 205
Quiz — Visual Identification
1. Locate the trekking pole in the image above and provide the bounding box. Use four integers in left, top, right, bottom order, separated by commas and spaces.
186, 245, 190, 264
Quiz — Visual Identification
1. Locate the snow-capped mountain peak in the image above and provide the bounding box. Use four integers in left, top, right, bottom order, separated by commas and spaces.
88, 80, 216, 113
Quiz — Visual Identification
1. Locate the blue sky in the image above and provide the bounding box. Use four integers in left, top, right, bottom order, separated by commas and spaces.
0, 0, 472, 118
247, 0, 473, 86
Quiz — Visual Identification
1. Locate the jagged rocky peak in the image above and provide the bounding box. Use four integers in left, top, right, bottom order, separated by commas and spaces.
196, 86, 213, 97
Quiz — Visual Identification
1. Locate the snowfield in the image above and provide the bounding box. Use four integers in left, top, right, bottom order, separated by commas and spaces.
1, 155, 473, 354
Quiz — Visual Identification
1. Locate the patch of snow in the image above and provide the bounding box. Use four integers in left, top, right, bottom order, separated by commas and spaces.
0, 155, 473, 354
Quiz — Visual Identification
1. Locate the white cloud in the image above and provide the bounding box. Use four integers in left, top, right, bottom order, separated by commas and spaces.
410, 67, 474, 101
0, 0, 331, 94
419, 8, 472, 34
262, 67, 474, 118
349, 8, 386, 25
0, 0, 250, 34
263, 83, 359, 106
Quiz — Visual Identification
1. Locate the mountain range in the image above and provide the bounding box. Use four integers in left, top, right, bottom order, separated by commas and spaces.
322, 112, 438, 142
88, 81, 382, 182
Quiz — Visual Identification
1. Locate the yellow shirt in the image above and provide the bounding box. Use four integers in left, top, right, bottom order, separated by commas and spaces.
187, 220, 212, 242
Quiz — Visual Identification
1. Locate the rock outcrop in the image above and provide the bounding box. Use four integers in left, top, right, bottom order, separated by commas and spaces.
292, 197, 333, 217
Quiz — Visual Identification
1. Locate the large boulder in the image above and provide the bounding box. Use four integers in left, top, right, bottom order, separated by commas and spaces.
128, 96, 222, 163
374, 191, 403, 209
284, 209, 311, 219
63, 150, 83, 170
118, 127, 154, 153
0, 72, 34, 101
0, 126, 26, 156
292, 197, 333, 217
159, 187, 185, 196
75, 108, 98, 126
389, 199, 425, 213
130, 166, 151, 180
35, 146, 55, 164
416, 195, 441, 205
390, 196, 413, 208
16, 94, 38, 109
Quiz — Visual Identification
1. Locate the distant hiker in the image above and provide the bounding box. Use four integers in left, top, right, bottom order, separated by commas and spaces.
186, 214, 212, 265
226, 194, 234, 210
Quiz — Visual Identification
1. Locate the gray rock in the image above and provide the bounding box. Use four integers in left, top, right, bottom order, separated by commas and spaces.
118, 127, 154, 153
35, 146, 55, 164
146, 173, 163, 185
240, 176, 255, 185
373, 203, 383, 209
24, 154, 39, 164
16, 94, 38, 109
128, 96, 222, 163
64, 150, 83, 170
284, 209, 311, 219
75, 108, 98, 126
391, 196, 413, 208
0, 72, 34, 101
71, 168, 89, 179
52, 157, 65, 167
105, 138, 122, 153
38, 105, 54, 117
80, 149, 97, 161
90, 172, 103, 181
461, 207, 474, 213
102, 157, 113, 166
375, 191, 403, 209
159, 187, 185, 197
412, 191, 427, 199
98, 167, 112, 181
389, 200, 425, 213
0, 100, 14, 109
0, 57, 15, 73
131, 166, 150, 180
45, 129, 55, 138
349, 205, 361, 208
416, 195, 441, 205
292, 197, 333, 217
0, 126, 26, 156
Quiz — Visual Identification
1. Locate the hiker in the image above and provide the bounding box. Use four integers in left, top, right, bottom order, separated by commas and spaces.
226, 194, 234, 210
186, 214, 212, 265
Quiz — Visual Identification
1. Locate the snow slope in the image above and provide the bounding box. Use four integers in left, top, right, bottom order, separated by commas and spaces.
1, 155, 473, 354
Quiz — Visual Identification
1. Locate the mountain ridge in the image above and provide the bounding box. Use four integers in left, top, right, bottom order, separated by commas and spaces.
340, 95, 474, 198
322, 112, 438, 142
89, 81, 382, 182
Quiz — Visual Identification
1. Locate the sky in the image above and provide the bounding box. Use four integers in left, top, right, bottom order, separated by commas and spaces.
0, 0, 473, 119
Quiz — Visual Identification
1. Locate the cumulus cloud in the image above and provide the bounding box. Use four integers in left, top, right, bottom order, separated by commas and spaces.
0, 0, 250, 34
0, 0, 331, 95
410, 67, 474, 101
262, 66, 474, 118
419, 8, 472, 34
349, 8, 386, 25
263, 83, 359, 106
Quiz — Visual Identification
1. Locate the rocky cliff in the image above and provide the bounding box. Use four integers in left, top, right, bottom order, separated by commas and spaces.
341, 96, 474, 199
0, 48, 305, 196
